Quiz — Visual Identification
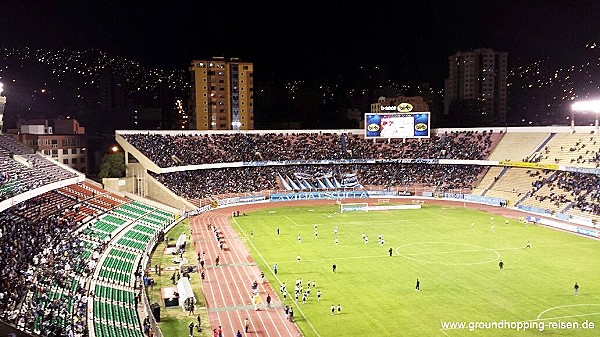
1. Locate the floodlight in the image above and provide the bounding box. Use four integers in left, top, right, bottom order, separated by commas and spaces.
572, 100, 600, 113
571, 99, 600, 130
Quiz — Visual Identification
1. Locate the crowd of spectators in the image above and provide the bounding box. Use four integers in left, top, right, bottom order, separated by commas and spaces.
153, 163, 484, 202
0, 194, 101, 337
152, 167, 280, 201
131, 130, 495, 203
527, 171, 600, 216
0, 135, 35, 155
356, 164, 484, 190
563, 138, 600, 166
123, 130, 498, 167
0, 154, 79, 202
0, 135, 80, 203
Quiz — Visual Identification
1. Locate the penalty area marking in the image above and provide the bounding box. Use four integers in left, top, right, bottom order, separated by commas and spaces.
395, 242, 501, 266
283, 215, 302, 227
536, 304, 600, 321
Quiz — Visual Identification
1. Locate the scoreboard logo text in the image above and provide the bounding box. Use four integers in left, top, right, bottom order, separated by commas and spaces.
380, 102, 414, 112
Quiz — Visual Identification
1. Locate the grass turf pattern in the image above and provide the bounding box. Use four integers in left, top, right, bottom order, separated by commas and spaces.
231, 204, 600, 337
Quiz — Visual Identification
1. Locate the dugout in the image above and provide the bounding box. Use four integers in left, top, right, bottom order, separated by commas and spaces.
176, 277, 196, 311
175, 234, 187, 250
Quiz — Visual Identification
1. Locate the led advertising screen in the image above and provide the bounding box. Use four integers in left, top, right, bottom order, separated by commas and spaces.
364, 112, 430, 139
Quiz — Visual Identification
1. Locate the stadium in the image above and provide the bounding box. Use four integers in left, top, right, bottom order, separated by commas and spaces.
1, 125, 600, 337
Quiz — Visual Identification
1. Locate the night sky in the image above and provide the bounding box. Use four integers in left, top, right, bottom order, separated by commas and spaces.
3, 0, 600, 85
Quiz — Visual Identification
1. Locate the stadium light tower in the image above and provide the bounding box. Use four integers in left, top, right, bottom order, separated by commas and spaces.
572, 100, 600, 132
0, 82, 6, 134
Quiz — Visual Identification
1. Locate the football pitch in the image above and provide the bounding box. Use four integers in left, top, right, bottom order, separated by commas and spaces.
231, 203, 600, 337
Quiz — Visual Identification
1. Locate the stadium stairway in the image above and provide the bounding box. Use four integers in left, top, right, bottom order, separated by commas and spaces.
560, 201, 575, 215
480, 167, 509, 196
535, 133, 557, 153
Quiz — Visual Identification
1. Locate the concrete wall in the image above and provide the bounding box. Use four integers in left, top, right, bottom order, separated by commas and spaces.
144, 173, 196, 212
102, 176, 135, 193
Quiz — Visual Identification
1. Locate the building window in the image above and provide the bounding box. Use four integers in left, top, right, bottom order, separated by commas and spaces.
63, 159, 69, 164
63, 149, 69, 155
72, 158, 78, 164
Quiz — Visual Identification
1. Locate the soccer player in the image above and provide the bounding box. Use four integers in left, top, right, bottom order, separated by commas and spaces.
389, 247, 393, 257
574, 282, 579, 296
332, 264, 336, 273
335, 237, 339, 245
244, 318, 250, 333
415, 279, 420, 291
298, 234, 301, 244
331, 304, 335, 315
317, 290, 322, 301
499, 260, 504, 270
337, 304, 342, 314
526, 241, 531, 249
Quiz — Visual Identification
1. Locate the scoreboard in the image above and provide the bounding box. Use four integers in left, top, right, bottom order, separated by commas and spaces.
364, 112, 430, 139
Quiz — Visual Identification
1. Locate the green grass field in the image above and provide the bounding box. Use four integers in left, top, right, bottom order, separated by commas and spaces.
231, 204, 600, 337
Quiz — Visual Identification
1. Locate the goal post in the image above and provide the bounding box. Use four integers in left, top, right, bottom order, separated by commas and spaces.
339, 202, 369, 213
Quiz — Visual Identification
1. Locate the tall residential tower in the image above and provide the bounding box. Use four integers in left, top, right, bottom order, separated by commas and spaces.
444, 48, 507, 126
189, 57, 254, 130
0, 83, 5, 132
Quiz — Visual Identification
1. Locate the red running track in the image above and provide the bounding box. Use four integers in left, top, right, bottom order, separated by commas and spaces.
190, 208, 302, 337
